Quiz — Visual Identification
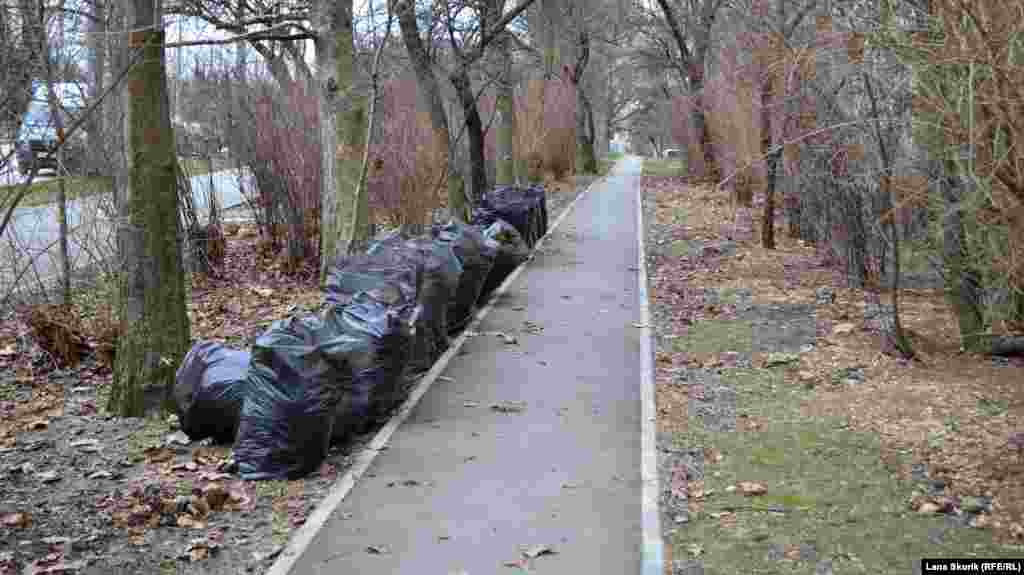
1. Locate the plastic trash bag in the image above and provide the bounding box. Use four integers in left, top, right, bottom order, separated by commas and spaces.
234, 314, 343, 480
480, 219, 529, 297
479, 185, 545, 247
173, 341, 251, 444
367, 232, 462, 372
431, 220, 496, 333
321, 290, 418, 442
325, 251, 420, 307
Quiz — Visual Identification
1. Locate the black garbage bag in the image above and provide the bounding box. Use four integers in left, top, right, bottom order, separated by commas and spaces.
173, 341, 250, 444
368, 232, 462, 372
524, 183, 548, 235
480, 186, 544, 247
234, 314, 343, 480
325, 251, 420, 307
431, 220, 496, 333
322, 290, 418, 441
480, 219, 529, 297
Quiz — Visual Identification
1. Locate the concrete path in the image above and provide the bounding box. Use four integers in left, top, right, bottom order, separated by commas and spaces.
290, 157, 648, 574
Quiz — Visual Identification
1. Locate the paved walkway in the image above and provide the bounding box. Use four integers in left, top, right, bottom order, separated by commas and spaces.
291, 157, 647, 574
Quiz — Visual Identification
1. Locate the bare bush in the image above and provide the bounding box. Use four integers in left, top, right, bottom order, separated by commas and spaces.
367, 77, 447, 229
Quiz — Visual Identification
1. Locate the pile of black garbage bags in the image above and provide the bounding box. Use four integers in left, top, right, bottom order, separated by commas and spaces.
172, 185, 547, 480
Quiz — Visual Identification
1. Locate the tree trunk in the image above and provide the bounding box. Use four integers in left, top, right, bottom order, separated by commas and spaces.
762, 149, 780, 249
452, 67, 486, 213
570, 27, 597, 175
317, 0, 368, 277
40, 17, 72, 305
576, 86, 597, 174
111, 0, 190, 417
87, 0, 106, 176
495, 45, 516, 185
942, 173, 986, 351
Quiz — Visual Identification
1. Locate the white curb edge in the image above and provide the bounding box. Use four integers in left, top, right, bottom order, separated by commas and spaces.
265, 174, 603, 575
636, 157, 665, 575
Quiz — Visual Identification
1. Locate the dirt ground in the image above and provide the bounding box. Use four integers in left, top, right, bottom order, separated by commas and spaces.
642, 171, 1024, 574
0, 175, 590, 575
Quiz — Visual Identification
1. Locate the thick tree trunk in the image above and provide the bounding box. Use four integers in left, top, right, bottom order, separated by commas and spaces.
317, 0, 368, 277
570, 28, 597, 175
495, 50, 516, 185
452, 67, 486, 212
576, 87, 597, 174
111, 0, 190, 417
942, 173, 987, 351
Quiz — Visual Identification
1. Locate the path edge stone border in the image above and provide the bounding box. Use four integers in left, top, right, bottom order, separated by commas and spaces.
635, 158, 665, 575
265, 172, 607, 575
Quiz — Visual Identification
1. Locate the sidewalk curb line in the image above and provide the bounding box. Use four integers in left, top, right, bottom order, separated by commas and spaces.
637, 158, 665, 575
265, 174, 603, 575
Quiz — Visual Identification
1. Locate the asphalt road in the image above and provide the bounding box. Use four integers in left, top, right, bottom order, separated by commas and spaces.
289, 157, 647, 574
0, 167, 252, 294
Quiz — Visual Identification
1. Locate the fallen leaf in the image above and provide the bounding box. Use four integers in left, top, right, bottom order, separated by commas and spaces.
164, 431, 191, 447
177, 515, 208, 529
35, 470, 60, 484
69, 438, 100, 452
1, 512, 31, 528
917, 502, 941, 514
737, 481, 767, 496
491, 401, 527, 414
764, 352, 799, 367
203, 484, 230, 510
832, 323, 856, 335
143, 447, 175, 464
181, 539, 219, 562
521, 543, 557, 558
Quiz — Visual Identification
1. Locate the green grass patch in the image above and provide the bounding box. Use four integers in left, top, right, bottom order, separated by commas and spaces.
1, 176, 113, 207
669, 361, 1018, 574
643, 158, 686, 177
673, 319, 755, 356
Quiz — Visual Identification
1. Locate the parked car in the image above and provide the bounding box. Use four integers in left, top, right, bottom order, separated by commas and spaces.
15, 82, 87, 175
663, 148, 683, 159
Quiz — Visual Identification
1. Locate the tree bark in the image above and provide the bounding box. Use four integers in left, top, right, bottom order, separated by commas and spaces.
452, 67, 488, 209
111, 0, 190, 416
495, 41, 516, 185
569, 26, 596, 175
317, 0, 368, 277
